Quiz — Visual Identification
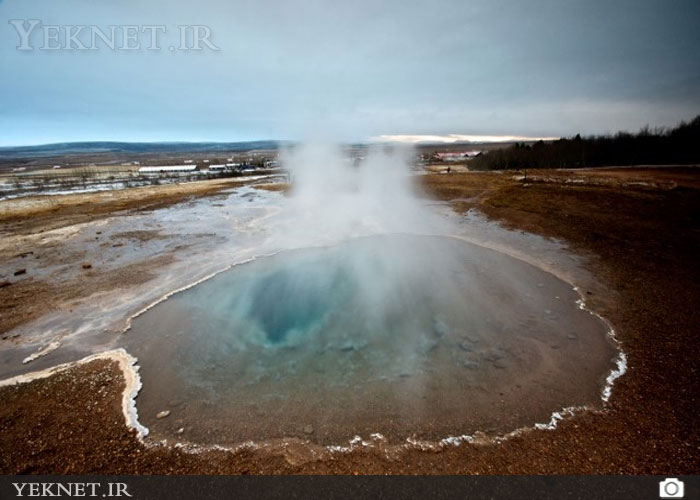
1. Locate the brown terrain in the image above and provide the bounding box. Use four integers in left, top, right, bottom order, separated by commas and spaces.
0, 177, 252, 235
0, 166, 698, 474
0, 178, 260, 335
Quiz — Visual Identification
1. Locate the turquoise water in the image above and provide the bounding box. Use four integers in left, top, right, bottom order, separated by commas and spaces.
232, 254, 353, 345
124, 235, 615, 445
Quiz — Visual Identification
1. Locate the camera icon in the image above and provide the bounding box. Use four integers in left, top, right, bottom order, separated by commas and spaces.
659, 478, 684, 498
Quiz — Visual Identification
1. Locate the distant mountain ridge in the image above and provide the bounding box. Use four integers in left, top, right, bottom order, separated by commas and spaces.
0, 141, 286, 159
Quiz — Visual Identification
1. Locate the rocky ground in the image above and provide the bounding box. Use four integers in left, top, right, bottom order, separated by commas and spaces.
0, 167, 698, 474
0, 178, 258, 336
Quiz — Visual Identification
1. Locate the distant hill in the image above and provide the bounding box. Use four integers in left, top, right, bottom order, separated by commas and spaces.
0, 141, 285, 160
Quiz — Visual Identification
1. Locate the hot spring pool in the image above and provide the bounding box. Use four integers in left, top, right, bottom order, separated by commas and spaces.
123, 234, 616, 446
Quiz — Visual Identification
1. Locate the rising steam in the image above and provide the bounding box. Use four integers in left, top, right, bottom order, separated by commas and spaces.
275, 141, 448, 248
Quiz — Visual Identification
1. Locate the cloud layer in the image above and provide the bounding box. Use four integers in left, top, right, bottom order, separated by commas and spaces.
0, 0, 698, 145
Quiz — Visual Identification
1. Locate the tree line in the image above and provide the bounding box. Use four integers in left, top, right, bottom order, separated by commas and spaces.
469, 115, 700, 171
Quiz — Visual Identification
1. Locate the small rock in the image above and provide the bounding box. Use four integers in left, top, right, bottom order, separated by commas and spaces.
567, 334, 578, 340
81, 263, 92, 269
156, 410, 170, 419
0, 280, 12, 288
303, 424, 314, 435
483, 351, 504, 362
458, 341, 472, 352
176, 427, 185, 435
112, 243, 124, 248
13, 269, 26, 276
339, 342, 355, 352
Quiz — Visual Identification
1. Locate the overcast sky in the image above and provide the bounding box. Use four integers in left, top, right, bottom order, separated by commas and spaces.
1, 0, 699, 146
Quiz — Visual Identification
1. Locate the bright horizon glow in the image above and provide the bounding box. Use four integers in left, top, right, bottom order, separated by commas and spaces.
0, 133, 563, 150
371, 134, 560, 144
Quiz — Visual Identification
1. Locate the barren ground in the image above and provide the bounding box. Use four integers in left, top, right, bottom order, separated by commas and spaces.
0, 167, 698, 474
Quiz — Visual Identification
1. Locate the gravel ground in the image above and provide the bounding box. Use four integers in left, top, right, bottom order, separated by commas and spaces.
0, 168, 698, 474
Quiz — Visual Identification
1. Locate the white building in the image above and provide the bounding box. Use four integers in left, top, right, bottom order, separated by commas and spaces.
138, 165, 199, 173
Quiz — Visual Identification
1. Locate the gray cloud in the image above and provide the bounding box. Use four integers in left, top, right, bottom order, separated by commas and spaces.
0, 0, 698, 145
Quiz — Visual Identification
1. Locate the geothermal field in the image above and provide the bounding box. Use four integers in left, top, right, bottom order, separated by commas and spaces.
120, 145, 620, 449
3, 142, 674, 475
1, 2, 699, 490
